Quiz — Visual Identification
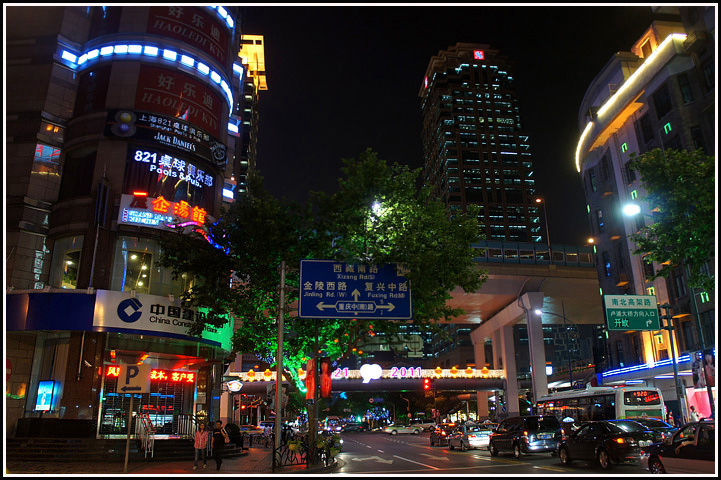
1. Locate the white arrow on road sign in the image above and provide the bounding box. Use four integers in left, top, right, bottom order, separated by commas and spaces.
376, 303, 395, 312
350, 456, 393, 464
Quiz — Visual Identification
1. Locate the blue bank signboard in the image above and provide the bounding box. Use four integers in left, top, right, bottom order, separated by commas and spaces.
299, 260, 412, 320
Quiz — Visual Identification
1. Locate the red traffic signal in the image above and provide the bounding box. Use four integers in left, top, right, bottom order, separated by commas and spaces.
423, 378, 431, 390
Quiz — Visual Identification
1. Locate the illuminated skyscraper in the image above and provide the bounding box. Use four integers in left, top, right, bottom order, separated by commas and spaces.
419, 43, 544, 247
235, 34, 268, 197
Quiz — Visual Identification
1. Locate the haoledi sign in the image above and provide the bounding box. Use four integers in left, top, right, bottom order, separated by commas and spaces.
135, 65, 223, 137
93, 290, 233, 350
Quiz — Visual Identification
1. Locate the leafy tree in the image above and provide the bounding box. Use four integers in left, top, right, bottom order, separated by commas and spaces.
627, 148, 715, 293
158, 149, 486, 395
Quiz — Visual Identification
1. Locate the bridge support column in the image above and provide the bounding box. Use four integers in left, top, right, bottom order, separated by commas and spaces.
473, 338, 491, 420
497, 325, 519, 417
521, 292, 548, 403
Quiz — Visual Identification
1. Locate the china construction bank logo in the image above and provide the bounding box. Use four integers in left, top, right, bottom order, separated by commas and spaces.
117, 298, 143, 323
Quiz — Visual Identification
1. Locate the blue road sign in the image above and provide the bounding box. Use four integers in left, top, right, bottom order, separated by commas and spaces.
299, 260, 412, 320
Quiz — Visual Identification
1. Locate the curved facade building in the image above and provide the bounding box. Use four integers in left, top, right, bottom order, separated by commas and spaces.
575, 7, 715, 418
6, 6, 244, 438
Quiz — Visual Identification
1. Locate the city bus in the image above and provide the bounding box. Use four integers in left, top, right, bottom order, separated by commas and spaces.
535, 386, 666, 426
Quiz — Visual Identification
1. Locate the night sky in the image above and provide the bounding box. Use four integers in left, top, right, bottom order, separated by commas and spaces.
238, 5, 658, 246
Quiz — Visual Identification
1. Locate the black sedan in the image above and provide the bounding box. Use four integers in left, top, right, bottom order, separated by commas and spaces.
631, 418, 678, 443
429, 423, 456, 447
342, 422, 368, 432
558, 420, 655, 470
640, 419, 715, 474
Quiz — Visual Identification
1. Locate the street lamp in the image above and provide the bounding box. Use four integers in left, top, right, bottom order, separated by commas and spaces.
534, 302, 576, 388
535, 197, 552, 264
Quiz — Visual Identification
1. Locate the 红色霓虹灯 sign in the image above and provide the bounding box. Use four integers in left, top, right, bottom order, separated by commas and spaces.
299, 260, 412, 320
604, 294, 660, 331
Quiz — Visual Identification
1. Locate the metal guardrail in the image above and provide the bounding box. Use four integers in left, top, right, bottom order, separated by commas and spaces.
135, 413, 155, 458
177, 414, 197, 439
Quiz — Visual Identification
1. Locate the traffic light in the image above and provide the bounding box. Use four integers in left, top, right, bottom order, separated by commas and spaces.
423, 378, 434, 390
233, 397, 239, 410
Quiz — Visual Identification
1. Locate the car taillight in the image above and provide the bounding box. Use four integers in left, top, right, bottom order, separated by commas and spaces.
441, 431, 447, 436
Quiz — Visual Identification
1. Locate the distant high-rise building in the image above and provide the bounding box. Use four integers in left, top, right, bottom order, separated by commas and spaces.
416, 43, 544, 375
419, 43, 543, 246
236, 34, 268, 197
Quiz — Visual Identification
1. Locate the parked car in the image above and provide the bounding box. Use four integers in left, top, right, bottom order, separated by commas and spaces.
558, 420, 655, 470
640, 419, 715, 474
488, 415, 562, 458
382, 423, 422, 435
631, 418, 678, 443
237, 424, 264, 435
448, 422, 496, 451
342, 422, 368, 432
429, 423, 456, 446
258, 420, 275, 430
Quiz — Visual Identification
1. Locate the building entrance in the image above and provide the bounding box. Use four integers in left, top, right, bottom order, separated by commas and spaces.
99, 370, 196, 436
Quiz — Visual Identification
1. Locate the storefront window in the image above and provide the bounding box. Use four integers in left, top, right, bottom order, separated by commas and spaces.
111, 236, 195, 296
48, 236, 84, 289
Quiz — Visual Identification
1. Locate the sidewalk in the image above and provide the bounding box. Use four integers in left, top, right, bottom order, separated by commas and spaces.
5, 446, 340, 476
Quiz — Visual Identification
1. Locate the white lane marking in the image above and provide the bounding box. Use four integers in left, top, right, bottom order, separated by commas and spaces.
392, 455, 440, 470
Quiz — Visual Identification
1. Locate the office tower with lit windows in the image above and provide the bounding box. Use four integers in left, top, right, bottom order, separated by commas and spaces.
417, 43, 544, 376
419, 43, 543, 246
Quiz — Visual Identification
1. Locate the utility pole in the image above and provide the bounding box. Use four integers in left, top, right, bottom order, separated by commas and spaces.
660, 303, 688, 424
272, 261, 285, 471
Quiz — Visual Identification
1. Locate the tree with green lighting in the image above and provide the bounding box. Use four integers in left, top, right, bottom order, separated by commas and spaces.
627, 148, 715, 294
158, 148, 487, 395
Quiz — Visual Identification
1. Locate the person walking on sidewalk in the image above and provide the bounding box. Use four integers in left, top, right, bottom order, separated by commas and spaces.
193, 422, 209, 470
212, 420, 229, 471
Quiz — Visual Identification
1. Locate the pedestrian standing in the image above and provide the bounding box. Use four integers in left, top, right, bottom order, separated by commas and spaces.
689, 405, 699, 422
193, 422, 209, 470
667, 411, 675, 427
264, 425, 273, 448
212, 420, 229, 471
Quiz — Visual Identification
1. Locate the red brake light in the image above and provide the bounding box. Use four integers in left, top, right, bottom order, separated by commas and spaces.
614, 437, 625, 444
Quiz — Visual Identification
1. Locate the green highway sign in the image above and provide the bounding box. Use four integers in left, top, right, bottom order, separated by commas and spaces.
604, 294, 660, 331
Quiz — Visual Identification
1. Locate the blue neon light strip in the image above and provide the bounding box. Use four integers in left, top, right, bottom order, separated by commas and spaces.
602, 354, 691, 377
61, 42, 242, 110
210, 6, 234, 29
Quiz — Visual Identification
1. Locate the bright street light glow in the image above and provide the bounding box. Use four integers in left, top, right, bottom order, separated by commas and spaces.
622, 203, 642, 217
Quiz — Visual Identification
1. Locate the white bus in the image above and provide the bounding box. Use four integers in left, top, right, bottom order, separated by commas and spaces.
535, 386, 666, 424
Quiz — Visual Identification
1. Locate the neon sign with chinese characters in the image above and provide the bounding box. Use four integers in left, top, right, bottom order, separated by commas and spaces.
134, 149, 214, 188
105, 366, 195, 384
118, 193, 208, 230
150, 369, 196, 383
